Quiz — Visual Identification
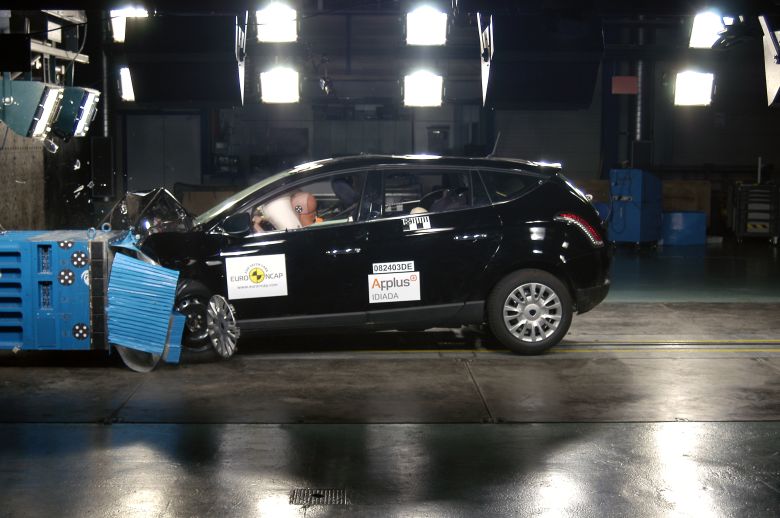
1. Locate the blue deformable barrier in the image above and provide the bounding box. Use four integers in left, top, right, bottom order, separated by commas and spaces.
107, 253, 180, 355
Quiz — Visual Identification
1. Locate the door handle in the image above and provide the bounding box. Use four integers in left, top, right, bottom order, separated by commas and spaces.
453, 233, 489, 242
325, 247, 362, 256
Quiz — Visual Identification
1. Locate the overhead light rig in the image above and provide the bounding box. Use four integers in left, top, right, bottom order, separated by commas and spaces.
0, 10, 99, 146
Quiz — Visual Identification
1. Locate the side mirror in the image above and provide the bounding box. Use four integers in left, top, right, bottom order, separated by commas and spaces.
221, 212, 250, 236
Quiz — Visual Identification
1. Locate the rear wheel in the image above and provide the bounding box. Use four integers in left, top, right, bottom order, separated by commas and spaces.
487, 269, 572, 355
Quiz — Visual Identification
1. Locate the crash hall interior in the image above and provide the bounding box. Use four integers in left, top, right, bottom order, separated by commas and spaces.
1, 1, 780, 516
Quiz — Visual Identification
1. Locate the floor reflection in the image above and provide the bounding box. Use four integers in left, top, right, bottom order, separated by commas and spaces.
2, 422, 778, 516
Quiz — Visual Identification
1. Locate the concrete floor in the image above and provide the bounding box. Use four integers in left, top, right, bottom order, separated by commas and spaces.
2, 241, 780, 517
608, 241, 780, 302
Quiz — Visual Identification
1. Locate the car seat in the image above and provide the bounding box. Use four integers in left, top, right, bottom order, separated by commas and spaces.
331, 177, 359, 205
429, 187, 469, 212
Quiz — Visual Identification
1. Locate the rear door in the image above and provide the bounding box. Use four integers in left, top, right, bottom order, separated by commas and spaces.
360, 167, 502, 323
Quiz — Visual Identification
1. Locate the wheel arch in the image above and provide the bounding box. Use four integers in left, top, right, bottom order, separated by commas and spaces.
483, 260, 578, 318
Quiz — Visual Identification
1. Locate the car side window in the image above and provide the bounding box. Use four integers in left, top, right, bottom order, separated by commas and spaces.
378, 170, 472, 218
246, 172, 366, 234
479, 170, 538, 204
471, 171, 491, 208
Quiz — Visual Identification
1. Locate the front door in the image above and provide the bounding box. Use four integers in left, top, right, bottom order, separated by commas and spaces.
217, 170, 372, 328
220, 224, 369, 325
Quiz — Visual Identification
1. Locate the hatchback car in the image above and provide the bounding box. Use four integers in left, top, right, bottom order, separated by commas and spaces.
127, 155, 610, 358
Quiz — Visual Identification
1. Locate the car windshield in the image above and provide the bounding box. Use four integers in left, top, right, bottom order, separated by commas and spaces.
194, 159, 332, 227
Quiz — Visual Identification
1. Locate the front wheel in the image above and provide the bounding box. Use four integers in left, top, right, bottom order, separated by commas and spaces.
204, 294, 240, 359
175, 281, 240, 361
487, 269, 573, 355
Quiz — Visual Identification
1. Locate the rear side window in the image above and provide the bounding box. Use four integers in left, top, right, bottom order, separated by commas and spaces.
379, 170, 472, 218
471, 171, 491, 207
479, 170, 539, 203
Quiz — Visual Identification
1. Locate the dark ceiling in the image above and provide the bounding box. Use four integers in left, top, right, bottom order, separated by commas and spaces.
5, 0, 780, 16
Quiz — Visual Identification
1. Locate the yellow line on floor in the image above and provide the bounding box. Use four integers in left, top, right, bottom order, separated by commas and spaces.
348, 346, 780, 354
563, 339, 780, 345
556, 348, 780, 354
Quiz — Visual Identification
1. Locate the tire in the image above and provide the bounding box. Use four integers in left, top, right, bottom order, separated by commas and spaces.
175, 281, 223, 363
486, 269, 573, 355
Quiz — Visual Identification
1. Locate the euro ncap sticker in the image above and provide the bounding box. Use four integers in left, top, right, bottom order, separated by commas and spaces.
226, 254, 287, 300
402, 215, 431, 232
368, 271, 420, 303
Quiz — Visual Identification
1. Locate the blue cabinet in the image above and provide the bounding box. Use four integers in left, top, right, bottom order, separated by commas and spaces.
608, 169, 662, 244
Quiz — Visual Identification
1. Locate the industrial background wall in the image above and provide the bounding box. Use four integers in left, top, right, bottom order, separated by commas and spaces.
493, 76, 603, 181
0, 122, 44, 230
218, 104, 484, 181
652, 57, 780, 169
126, 114, 202, 191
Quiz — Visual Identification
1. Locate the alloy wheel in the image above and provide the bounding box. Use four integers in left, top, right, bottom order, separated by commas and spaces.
502, 282, 562, 342
206, 295, 240, 358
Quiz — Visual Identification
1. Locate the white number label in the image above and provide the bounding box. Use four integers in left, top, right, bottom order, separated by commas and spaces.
372, 261, 415, 274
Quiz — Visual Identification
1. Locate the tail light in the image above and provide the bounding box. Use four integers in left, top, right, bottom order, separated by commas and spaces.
555, 213, 604, 247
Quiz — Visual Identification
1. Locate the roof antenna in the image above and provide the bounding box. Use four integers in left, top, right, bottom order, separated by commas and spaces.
487, 131, 501, 158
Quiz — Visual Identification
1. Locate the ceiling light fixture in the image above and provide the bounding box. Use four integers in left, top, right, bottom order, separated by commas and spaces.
110, 6, 149, 43
689, 11, 724, 48
406, 5, 447, 46
674, 70, 714, 106
256, 2, 297, 43
404, 70, 443, 107
260, 66, 300, 103
119, 67, 136, 101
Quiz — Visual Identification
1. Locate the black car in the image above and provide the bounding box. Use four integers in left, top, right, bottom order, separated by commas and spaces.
126, 155, 610, 358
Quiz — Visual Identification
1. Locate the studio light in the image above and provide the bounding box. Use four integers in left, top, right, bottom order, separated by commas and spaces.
30, 86, 63, 139
110, 6, 149, 43
406, 5, 447, 46
260, 67, 299, 103
689, 11, 724, 48
403, 70, 443, 107
0, 79, 64, 140
256, 2, 297, 43
53, 87, 101, 139
119, 67, 136, 101
674, 71, 714, 106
